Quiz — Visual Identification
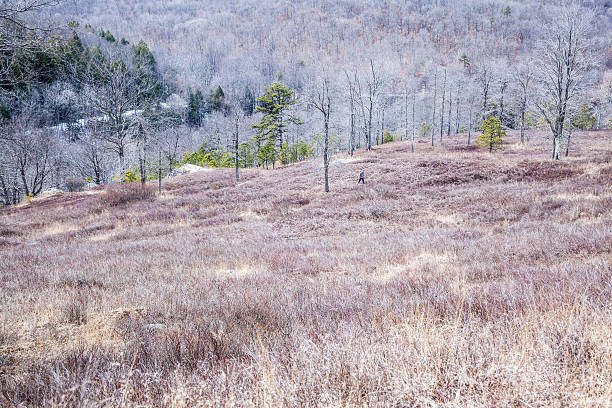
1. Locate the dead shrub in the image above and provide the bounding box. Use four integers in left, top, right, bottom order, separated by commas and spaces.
373, 184, 398, 199
65, 178, 85, 192
552, 331, 596, 371
58, 277, 105, 291
501, 161, 578, 182
365, 201, 391, 219
100, 183, 156, 206
0, 227, 20, 237
61, 294, 88, 325
448, 144, 480, 152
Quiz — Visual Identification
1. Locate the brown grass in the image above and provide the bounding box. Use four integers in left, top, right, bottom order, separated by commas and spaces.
0, 130, 611, 406
100, 183, 157, 207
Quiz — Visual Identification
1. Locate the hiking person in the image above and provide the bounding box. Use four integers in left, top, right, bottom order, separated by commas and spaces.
358, 169, 365, 184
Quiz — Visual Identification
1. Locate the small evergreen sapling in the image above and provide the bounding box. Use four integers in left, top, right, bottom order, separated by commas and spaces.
573, 105, 596, 130
477, 117, 505, 152
382, 130, 394, 143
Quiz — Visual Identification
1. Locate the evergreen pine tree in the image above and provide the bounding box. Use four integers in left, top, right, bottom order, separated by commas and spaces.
132, 40, 163, 101
251, 82, 302, 165
573, 105, 597, 130
477, 117, 505, 152
186, 89, 205, 127
206, 85, 228, 114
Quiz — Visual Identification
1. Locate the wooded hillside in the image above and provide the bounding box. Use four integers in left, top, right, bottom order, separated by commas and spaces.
0, 0, 610, 203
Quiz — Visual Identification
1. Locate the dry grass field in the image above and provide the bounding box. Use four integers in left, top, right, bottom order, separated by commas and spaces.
1, 131, 611, 407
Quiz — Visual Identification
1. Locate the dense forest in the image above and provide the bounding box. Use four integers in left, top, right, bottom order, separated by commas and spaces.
0, 0, 610, 204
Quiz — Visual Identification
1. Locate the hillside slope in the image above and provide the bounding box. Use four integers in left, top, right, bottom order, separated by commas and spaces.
1, 131, 611, 406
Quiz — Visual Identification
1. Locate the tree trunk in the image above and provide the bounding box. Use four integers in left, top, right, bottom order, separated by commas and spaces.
554, 136, 562, 160
520, 102, 526, 144
447, 87, 452, 137
482, 71, 490, 123
431, 68, 437, 147
404, 86, 408, 142
350, 111, 355, 156
316, 79, 331, 192
565, 120, 572, 157
278, 121, 283, 149
158, 150, 162, 194
0, 174, 7, 205
235, 116, 240, 181
118, 146, 125, 176
411, 89, 416, 153
324, 117, 329, 192
440, 70, 446, 145
468, 98, 473, 145
367, 98, 373, 150
139, 143, 146, 185
499, 81, 507, 124
455, 94, 460, 134
382, 107, 386, 142
380, 107, 385, 144
19, 166, 29, 197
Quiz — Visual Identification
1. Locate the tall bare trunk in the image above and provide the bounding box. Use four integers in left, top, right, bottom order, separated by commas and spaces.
440, 70, 446, 145
235, 116, 240, 181
468, 98, 473, 145
499, 80, 507, 124
324, 117, 329, 192
431, 68, 437, 146
447, 87, 452, 136
350, 111, 355, 156
368, 97, 373, 150
411, 89, 416, 153
520, 105, 526, 144
158, 150, 162, 193
565, 119, 572, 157
380, 106, 385, 144
455, 94, 460, 134
404, 86, 408, 142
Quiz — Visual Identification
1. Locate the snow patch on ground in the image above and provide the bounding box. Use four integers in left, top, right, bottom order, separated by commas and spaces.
333, 157, 359, 164
168, 164, 209, 177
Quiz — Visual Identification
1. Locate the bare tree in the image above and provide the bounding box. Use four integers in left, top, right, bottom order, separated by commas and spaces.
0, 134, 20, 204
75, 127, 108, 185
439, 68, 446, 144
512, 61, 534, 144
344, 71, 357, 156
455, 88, 461, 135
0, 0, 58, 23
379, 97, 387, 145
431, 67, 437, 146
312, 77, 331, 192
478, 62, 494, 123
564, 100, 581, 158
411, 87, 416, 152
535, 7, 595, 160
447, 86, 453, 137
2, 112, 55, 197
498, 74, 508, 125
79, 48, 159, 173
355, 60, 382, 151
467, 96, 474, 145
230, 103, 245, 181
464, 79, 477, 145
159, 126, 185, 176
403, 82, 408, 143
